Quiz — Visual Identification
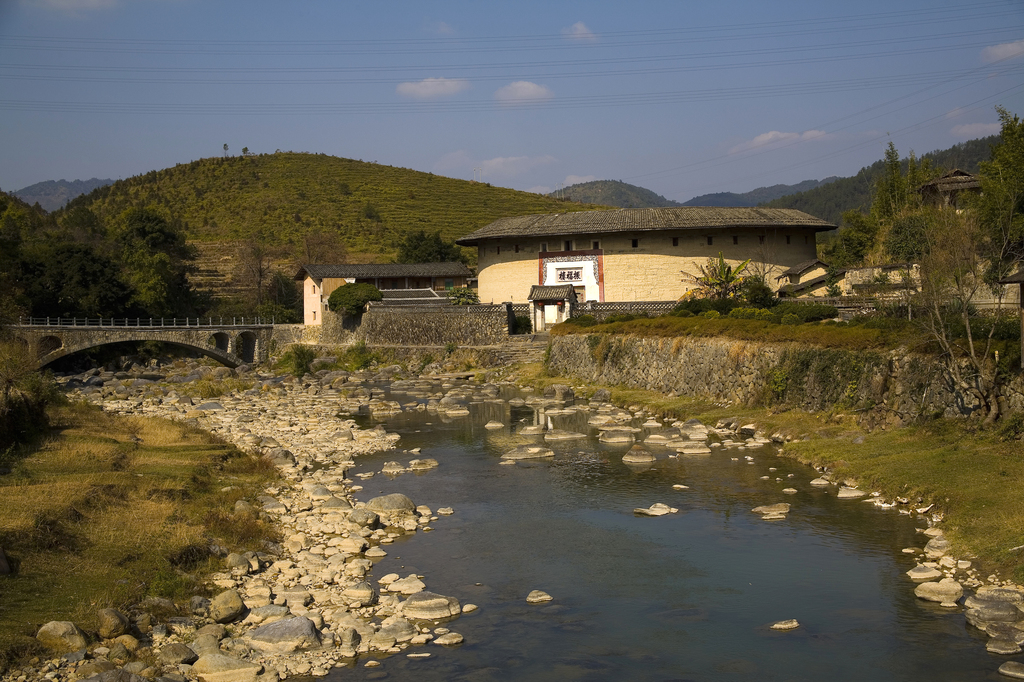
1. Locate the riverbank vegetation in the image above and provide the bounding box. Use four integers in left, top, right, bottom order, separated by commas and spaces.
518, 362, 1024, 584
0, 402, 279, 669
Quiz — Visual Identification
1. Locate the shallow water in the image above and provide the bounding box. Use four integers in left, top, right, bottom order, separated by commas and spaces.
323, 384, 1000, 681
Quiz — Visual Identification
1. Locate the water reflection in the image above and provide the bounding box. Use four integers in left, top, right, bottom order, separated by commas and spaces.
319, 381, 995, 681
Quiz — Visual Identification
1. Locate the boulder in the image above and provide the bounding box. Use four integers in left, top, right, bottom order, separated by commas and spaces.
622, 445, 656, 464
366, 493, 415, 514
158, 642, 199, 665
914, 578, 963, 606
751, 503, 790, 515
591, 388, 611, 402
401, 591, 462, 620
502, 445, 555, 460
387, 575, 426, 595
36, 621, 87, 652
434, 632, 464, 646
97, 608, 129, 639
347, 508, 380, 528
543, 384, 575, 402
376, 615, 416, 643
634, 503, 677, 516
923, 536, 950, 559
208, 589, 246, 624
988, 637, 1022, 655
966, 600, 1023, 628
837, 487, 867, 499
999, 661, 1024, 679
905, 565, 943, 582
245, 616, 322, 654
770, 619, 800, 630
80, 670, 147, 682
341, 581, 377, 606
190, 653, 263, 682
526, 590, 553, 604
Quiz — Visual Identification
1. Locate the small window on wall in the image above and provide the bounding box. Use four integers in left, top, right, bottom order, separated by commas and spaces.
759, 236, 765, 244
631, 239, 639, 248
592, 240, 600, 250
564, 240, 572, 252
515, 244, 520, 253
445, 279, 454, 288
732, 236, 738, 245
707, 236, 713, 246
786, 235, 791, 245
496, 245, 501, 255
313, 311, 316, 321
672, 237, 679, 247
540, 242, 548, 252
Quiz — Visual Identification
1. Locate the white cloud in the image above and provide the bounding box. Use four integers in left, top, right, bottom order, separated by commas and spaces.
728, 129, 828, 155
982, 39, 1024, 63
564, 174, 597, 186
494, 81, 554, 105
951, 122, 1001, 137
396, 77, 470, 99
562, 21, 596, 41
25, 0, 116, 11
481, 154, 556, 178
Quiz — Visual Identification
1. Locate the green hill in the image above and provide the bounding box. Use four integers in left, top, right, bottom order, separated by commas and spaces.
68, 152, 607, 262
682, 179, 837, 207
764, 136, 998, 224
548, 180, 681, 208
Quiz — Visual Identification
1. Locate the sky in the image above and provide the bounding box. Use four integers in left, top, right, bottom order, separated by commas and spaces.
1, 0, 1022, 202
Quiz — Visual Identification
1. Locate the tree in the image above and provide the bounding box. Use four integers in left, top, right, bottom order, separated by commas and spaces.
821, 211, 880, 267
327, 283, 381, 317
395, 230, 466, 264
681, 252, 750, 299
300, 226, 347, 264
975, 106, 1024, 283
116, 207, 198, 316
18, 243, 133, 318
447, 288, 479, 305
237, 239, 275, 308
917, 209, 1008, 424
242, 147, 249, 156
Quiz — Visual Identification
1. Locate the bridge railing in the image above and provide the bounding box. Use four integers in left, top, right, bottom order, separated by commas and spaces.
18, 317, 275, 328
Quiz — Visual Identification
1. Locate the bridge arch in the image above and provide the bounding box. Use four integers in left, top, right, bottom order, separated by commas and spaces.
36, 339, 243, 370
37, 335, 63, 359
209, 332, 230, 353
235, 331, 257, 364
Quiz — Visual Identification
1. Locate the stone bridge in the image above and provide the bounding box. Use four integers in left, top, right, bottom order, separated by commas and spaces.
13, 318, 275, 369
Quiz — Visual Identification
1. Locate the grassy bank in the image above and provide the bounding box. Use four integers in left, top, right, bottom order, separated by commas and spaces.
518, 362, 1024, 584
0, 402, 279, 669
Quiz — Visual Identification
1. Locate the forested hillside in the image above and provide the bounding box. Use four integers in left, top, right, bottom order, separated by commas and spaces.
548, 180, 681, 208
682, 179, 836, 207
764, 136, 998, 224
71, 152, 604, 260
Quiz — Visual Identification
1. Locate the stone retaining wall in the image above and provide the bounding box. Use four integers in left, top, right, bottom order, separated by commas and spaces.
359, 305, 511, 346
547, 334, 1024, 425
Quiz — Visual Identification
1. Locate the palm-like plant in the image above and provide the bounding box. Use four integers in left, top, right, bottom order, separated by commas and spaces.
681, 252, 750, 299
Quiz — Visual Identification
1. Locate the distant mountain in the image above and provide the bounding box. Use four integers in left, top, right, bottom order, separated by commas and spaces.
682, 179, 838, 207
764, 136, 999, 224
14, 178, 113, 212
548, 180, 681, 208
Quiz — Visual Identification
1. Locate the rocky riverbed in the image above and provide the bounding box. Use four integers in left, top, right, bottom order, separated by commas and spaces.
8, 356, 1024, 681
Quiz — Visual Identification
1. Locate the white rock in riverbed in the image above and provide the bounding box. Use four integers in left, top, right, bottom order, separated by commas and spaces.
837, 487, 867, 499
526, 590, 553, 603
634, 503, 678, 516
770, 619, 800, 631
914, 578, 963, 606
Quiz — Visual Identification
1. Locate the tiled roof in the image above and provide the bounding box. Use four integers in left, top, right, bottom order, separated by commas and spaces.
295, 262, 472, 280
918, 169, 981, 193
779, 259, 829, 278
528, 285, 577, 301
456, 207, 834, 245
379, 288, 442, 299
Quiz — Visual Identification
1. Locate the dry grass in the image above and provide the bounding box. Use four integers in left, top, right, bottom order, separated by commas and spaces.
0, 402, 281, 669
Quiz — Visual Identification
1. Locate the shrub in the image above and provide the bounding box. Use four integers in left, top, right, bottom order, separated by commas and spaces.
327, 283, 382, 317
564, 314, 597, 328
673, 298, 737, 316
773, 302, 839, 323
728, 307, 759, 320
340, 341, 375, 370
447, 288, 479, 305
781, 313, 801, 325
512, 315, 532, 334
741, 279, 777, 309
703, 310, 720, 319
755, 308, 774, 321
287, 345, 315, 376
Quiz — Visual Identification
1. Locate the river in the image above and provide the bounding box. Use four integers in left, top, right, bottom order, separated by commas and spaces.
312, 381, 995, 682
